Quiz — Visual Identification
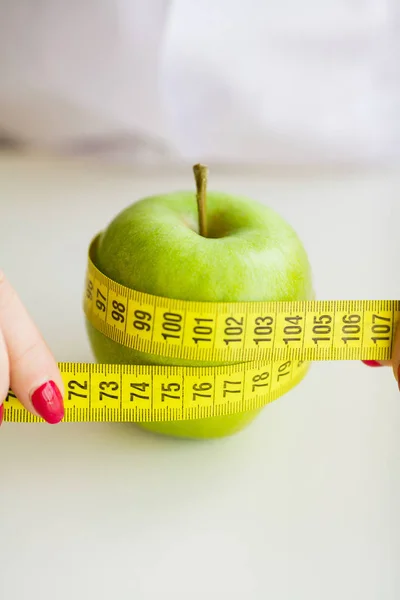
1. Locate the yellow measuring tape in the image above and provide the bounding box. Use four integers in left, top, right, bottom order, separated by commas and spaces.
4, 234, 399, 422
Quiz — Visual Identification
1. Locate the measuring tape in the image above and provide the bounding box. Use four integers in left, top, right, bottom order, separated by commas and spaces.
4, 234, 399, 423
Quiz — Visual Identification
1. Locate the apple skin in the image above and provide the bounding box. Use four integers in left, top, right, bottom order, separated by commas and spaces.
86, 190, 313, 439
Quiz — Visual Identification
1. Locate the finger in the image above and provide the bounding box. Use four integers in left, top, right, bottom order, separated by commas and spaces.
0, 271, 64, 424
361, 360, 391, 367
0, 327, 10, 427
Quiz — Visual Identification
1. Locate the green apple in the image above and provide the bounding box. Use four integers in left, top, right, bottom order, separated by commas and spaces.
86, 167, 313, 439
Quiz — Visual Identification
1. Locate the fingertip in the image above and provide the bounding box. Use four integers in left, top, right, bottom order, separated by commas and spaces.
0, 403, 4, 426
30, 380, 64, 424
361, 360, 383, 367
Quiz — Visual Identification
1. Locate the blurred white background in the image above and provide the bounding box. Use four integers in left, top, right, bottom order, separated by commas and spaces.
1, 4, 400, 598
0, 0, 398, 167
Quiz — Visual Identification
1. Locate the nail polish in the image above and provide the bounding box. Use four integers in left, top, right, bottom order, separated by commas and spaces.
31, 381, 64, 424
0, 403, 3, 426
362, 360, 382, 367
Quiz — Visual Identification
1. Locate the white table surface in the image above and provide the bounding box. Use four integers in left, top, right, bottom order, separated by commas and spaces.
1, 154, 400, 600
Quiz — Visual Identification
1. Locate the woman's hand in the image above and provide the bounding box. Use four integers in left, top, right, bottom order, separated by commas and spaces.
0, 271, 64, 426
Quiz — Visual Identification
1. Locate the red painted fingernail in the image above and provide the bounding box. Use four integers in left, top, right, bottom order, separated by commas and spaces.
362, 360, 382, 367
31, 381, 64, 424
0, 403, 3, 426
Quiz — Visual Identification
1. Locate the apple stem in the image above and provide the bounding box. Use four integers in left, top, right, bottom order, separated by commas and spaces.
193, 163, 208, 238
